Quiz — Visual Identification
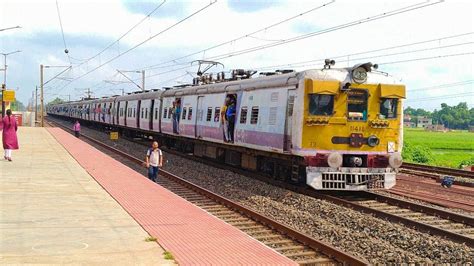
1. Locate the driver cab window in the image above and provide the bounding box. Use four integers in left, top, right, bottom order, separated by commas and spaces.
347, 89, 368, 121
308, 94, 334, 116
380, 98, 398, 119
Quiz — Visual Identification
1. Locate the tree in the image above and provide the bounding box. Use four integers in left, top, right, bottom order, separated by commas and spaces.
431, 102, 472, 129
10, 100, 26, 111
47, 97, 64, 106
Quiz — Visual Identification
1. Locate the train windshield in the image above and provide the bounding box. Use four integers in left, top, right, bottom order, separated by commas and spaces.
347, 89, 368, 121
308, 94, 334, 116
380, 98, 398, 119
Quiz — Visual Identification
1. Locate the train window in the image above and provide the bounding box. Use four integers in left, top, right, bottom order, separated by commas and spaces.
145, 108, 148, 119
141, 108, 144, 118
163, 108, 168, 119
188, 107, 192, 120
380, 98, 398, 119
308, 94, 334, 116
155, 108, 159, 120
182, 107, 187, 120
168, 107, 172, 119
214, 107, 220, 122
347, 89, 368, 121
240, 107, 248, 124
206, 107, 213, 121
251, 106, 259, 124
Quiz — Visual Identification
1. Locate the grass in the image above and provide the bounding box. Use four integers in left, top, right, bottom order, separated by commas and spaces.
144, 236, 157, 242
403, 128, 474, 168
163, 251, 174, 260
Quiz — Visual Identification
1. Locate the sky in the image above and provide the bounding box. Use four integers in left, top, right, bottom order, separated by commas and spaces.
0, 0, 473, 111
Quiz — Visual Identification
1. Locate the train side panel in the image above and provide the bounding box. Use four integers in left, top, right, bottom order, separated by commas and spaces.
179, 95, 197, 138
195, 93, 227, 142
235, 87, 291, 153
160, 97, 174, 134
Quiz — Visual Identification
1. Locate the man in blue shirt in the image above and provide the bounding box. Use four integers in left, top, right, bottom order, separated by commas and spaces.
226, 98, 236, 143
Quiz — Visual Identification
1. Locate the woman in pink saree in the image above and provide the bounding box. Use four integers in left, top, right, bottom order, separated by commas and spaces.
2, 109, 19, 161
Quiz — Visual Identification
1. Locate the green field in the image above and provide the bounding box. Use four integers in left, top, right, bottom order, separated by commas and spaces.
403, 128, 474, 168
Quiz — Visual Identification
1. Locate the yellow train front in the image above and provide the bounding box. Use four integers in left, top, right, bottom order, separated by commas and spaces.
293, 62, 405, 190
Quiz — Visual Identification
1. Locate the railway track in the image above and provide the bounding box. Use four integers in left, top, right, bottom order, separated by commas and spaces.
46, 119, 366, 266
325, 191, 474, 248
47, 118, 474, 248
401, 162, 474, 180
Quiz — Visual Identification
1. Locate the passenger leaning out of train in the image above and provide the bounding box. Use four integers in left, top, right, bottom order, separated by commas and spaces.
172, 100, 181, 134
221, 97, 230, 142
226, 98, 236, 143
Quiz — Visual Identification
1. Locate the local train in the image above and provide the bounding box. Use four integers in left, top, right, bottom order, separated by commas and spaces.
48, 60, 405, 190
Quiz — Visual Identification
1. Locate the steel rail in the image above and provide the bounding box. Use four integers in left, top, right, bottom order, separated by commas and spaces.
46, 118, 368, 266
402, 162, 474, 179
47, 117, 473, 248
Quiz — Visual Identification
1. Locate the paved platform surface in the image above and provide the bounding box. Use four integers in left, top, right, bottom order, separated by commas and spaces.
47, 127, 296, 266
0, 127, 171, 265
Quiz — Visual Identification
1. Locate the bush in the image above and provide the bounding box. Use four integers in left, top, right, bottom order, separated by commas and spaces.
402, 143, 434, 164
458, 157, 474, 169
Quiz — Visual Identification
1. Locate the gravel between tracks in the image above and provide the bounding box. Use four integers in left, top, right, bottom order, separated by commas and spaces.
50, 119, 473, 264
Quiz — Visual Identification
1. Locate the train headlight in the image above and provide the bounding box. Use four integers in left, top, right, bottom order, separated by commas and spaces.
327, 152, 343, 168
352, 67, 367, 84
389, 152, 403, 169
367, 135, 380, 147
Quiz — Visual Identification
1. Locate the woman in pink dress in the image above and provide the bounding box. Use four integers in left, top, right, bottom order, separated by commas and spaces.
2, 109, 19, 161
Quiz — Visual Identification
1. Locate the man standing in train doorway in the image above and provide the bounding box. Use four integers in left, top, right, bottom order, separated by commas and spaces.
145, 141, 163, 182
221, 97, 230, 142
226, 97, 236, 143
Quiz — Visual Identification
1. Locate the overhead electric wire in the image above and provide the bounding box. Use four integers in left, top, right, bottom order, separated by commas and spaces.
377, 51, 474, 65
254, 32, 474, 70
405, 92, 474, 102
407, 80, 474, 92
204, 1, 443, 61
135, 0, 443, 78
141, 40, 474, 82
95, 34, 474, 93
58, 0, 217, 91
138, 0, 336, 71
74, 0, 167, 69
55, 0, 72, 65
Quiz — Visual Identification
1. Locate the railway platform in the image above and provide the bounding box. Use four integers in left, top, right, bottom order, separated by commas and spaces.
1, 127, 295, 265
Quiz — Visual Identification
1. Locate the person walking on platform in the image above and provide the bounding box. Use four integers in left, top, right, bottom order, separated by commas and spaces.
145, 141, 163, 182
72, 120, 81, 138
1, 109, 19, 161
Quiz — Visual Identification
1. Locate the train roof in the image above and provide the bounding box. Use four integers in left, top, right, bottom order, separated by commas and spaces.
51, 65, 401, 106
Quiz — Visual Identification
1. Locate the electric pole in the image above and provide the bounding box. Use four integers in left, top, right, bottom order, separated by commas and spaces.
1, 50, 22, 117
35, 85, 38, 123
40, 64, 44, 127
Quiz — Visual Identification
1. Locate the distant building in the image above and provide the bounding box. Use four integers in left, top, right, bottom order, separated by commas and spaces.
469, 126, 474, 133
425, 124, 447, 132
403, 114, 416, 128
417, 116, 432, 128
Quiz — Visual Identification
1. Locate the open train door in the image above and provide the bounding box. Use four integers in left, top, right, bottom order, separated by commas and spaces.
137, 100, 141, 128
195, 96, 204, 138
150, 99, 155, 130
284, 89, 297, 151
